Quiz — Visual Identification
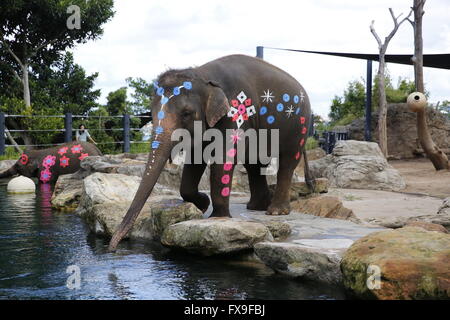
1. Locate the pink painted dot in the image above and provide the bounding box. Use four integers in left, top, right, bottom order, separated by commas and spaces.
227, 148, 237, 158
221, 175, 230, 184
295, 152, 300, 160
221, 187, 230, 197
224, 162, 233, 171
238, 104, 246, 114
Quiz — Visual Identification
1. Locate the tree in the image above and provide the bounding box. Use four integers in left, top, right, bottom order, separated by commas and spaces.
407, 0, 449, 170
370, 7, 412, 157
329, 80, 366, 125
126, 77, 154, 115
0, 0, 114, 108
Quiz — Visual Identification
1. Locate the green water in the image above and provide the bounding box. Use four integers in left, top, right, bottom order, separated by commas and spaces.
0, 180, 345, 300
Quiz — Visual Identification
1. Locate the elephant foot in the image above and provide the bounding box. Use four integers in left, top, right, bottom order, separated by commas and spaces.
247, 197, 271, 211
182, 192, 210, 213
209, 209, 232, 218
266, 202, 291, 216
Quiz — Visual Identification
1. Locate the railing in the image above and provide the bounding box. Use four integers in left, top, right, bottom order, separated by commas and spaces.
0, 112, 151, 155
318, 130, 350, 154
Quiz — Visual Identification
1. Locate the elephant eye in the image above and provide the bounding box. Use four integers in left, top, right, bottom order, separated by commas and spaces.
181, 109, 193, 118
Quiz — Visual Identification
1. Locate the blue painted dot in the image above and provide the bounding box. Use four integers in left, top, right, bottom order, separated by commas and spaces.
183, 81, 192, 90
260, 106, 267, 115
296, 107, 301, 115
155, 126, 164, 135
157, 87, 164, 96
158, 111, 165, 120
267, 116, 275, 124
283, 94, 290, 102
152, 141, 161, 149
173, 87, 181, 96
277, 103, 284, 112
294, 95, 299, 104
161, 97, 169, 105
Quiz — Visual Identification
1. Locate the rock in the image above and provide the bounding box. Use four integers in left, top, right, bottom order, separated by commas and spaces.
365, 211, 450, 231
76, 172, 177, 216
150, 198, 203, 240
348, 103, 450, 159
6, 176, 35, 194
161, 218, 273, 256
438, 198, 450, 215
262, 221, 292, 239
340, 227, 450, 299
51, 174, 83, 212
309, 140, 406, 191
269, 178, 329, 201
405, 221, 448, 233
295, 148, 327, 174
0, 160, 16, 172
254, 242, 342, 284
80, 153, 147, 176
291, 195, 359, 222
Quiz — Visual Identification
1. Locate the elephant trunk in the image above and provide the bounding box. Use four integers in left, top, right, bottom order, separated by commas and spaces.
0, 165, 17, 179
108, 130, 174, 251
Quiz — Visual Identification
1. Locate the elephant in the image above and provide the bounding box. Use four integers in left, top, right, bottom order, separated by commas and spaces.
108, 54, 311, 250
0, 141, 102, 183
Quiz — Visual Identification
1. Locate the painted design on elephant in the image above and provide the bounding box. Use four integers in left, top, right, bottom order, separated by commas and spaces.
71, 144, 83, 154
42, 155, 56, 168
20, 154, 29, 165
60, 156, 70, 168
58, 147, 69, 156
285, 105, 295, 118
40, 169, 52, 183
79, 153, 89, 161
295, 152, 301, 160
227, 91, 256, 129
230, 129, 243, 144
261, 89, 274, 103
147, 81, 193, 172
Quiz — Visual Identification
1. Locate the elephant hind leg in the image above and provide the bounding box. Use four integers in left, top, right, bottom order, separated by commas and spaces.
245, 164, 272, 211
180, 163, 210, 213
266, 156, 296, 216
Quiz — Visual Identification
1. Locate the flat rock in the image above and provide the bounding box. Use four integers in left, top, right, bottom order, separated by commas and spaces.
340, 227, 450, 299
161, 218, 274, 256
254, 242, 342, 284
291, 195, 358, 222
269, 178, 329, 201
310, 140, 406, 191
262, 221, 292, 239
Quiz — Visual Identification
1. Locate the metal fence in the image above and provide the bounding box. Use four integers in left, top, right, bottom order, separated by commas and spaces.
0, 112, 151, 155
318, 130, 350, 154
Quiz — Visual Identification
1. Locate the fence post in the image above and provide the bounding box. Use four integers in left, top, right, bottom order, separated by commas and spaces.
365, 60, 372, 141
0, 113, 5, 156
64, 113, 73, 143
308, 113, 314, 137
256, 46, 264, 59
123, 114, 130, 153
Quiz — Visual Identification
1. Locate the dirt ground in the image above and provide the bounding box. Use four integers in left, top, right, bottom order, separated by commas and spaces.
389, 158, 450, 199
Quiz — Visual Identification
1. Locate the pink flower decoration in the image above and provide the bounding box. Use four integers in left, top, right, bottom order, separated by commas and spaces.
231, 100, 239, 107
244, 98, 252, 107
227, 148, 237, 158
78, 153, 89, 161
230, 129, 242, 144
221, 187, 230, 197
60, 156, 70, 168
42, 155, 56, 168
71, 144, 83, 154
295, 152, 300, 160
223, 162, 233, 171
221, 175, 230, 184
40, 169, 52, 183
20, 154, 29, 165
58, 147, 68, 156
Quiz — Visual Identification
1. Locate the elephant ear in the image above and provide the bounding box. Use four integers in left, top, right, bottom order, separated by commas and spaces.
204, 81, 230, 127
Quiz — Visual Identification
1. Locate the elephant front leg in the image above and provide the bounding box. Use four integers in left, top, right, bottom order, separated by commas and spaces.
209, 162, 234, 218
180, 163, 210, 212
266, 157, 295, 216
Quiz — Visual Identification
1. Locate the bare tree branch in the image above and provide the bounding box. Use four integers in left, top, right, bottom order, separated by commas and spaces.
370, 20, 383, 49
0, 38, 24, 68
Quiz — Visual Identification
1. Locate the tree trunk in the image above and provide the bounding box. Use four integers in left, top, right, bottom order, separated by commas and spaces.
412, 0, 449, 170
22, 63, 31, 107
377, 54, 388, 157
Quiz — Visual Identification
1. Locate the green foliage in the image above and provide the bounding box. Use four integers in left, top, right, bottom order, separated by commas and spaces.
305, 138, 319, 151
329, 73, 418, 126
0, 147, 20, 161
126, 77, 154, 115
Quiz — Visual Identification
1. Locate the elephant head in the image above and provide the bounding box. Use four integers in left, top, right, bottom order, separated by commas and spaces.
108, 70, 230, 250
0, 151, 39, 179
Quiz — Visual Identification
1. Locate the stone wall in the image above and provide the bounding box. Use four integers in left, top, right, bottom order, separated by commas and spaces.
347, 103, 450, 159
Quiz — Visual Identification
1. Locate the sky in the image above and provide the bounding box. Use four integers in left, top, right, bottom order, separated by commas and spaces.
72, 0, 450, 119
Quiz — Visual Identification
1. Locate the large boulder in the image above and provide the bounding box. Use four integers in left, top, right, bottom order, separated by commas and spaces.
340, 227, 450, 299
161, 218, 273, 256
438, 198, 450, 215
0, 160, 16, 172
348, 103, 450, 159
51, 174, 83, 212
254, 242, 343, 284
310, 140, 406, 191
291, 195, 359, 222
